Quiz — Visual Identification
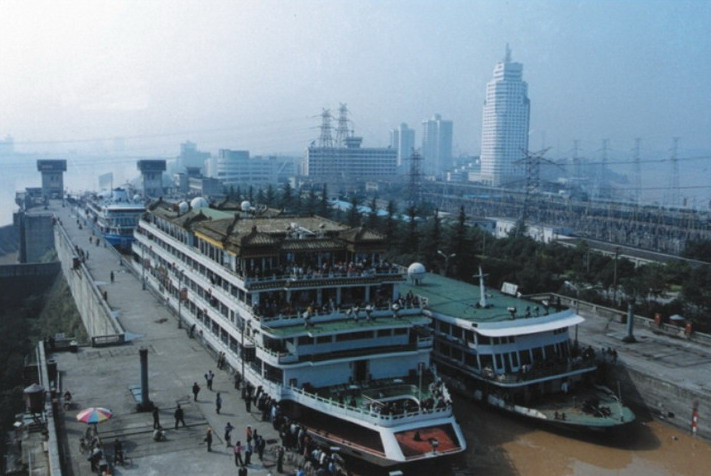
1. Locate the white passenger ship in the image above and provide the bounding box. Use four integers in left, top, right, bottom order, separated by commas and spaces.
401, 269, 635, 431
131, 198, 466, 466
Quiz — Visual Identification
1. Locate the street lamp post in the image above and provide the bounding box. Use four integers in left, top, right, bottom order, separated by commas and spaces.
240, 316, 246, 381
437, 250, 456, 277
141, 243, 146, 290
177, 270, 184, 329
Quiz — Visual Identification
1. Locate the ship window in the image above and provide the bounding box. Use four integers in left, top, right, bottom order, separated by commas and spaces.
439, 321, 451, 334
494, 354, 503, 370
393, 328, 407, 336
480, 354, 493, 371
336, 331, 373, 341
465, 330, 474, 343
519, 350, 531, 366
478, 335, 490, 345
451, 348, 462, 362
465, 353, 478, 368
451, 326, 462, 339
510, 352, 519, 368
298, 336, 311, 345
532, 347, 544, 362
316, 335, 331, 344
377, 329, 391, 337
544, 345, 555, 359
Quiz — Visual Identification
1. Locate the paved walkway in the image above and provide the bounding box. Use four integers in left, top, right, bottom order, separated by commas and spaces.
50, 202, 294, 475
577, 308, 711, 397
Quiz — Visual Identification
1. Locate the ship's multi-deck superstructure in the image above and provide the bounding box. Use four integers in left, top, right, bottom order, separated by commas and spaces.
401, 271, 635, 431
131, 200, 466, 466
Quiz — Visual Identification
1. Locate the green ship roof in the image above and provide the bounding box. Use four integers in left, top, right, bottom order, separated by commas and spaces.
400, 272, 561, 325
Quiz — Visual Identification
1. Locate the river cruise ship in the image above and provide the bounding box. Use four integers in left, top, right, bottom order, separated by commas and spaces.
84, 188, 145, 250
401, 270, 635, 431
131, 199, 466, 466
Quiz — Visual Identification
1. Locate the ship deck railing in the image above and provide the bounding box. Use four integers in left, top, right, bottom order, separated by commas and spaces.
241, 265, 404, 286
257, 301, 425, 328
288, 374, 453, 428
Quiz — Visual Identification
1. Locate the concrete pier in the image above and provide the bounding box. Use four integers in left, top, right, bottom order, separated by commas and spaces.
49, 201, 296, 475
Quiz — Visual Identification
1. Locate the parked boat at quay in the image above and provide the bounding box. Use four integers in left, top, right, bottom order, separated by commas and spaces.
400, 268, 635, 431
130, 198, 466, 467
83, 188, 145, 250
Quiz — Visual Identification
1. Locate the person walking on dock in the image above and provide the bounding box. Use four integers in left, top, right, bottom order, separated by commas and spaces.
224, 422, 234, 447
205, 370, 214, 390
233, 441, 244, 467
174, 404, 186, 428
215, 392, 222, 414
192, 382, 201, 401
256, 434, 265, 461
244, 440, 253, 466
110, 271, 114, 283
204, 427, 213, 452
152, 406, 160, 429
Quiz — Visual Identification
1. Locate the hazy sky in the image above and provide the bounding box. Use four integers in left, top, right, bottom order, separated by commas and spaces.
1, 0, 710, 160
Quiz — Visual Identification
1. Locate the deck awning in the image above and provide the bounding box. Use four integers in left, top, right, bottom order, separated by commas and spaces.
474, 313, 584, 337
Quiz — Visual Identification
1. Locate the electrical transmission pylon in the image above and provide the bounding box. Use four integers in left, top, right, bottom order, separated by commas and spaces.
335, 103, 352, 147
595, 139, 609, 200
514, 147, 553, 235
633, 138, 642, 204
667, 137, 680, 207
407, 150, 424, 206
317, 109, 335, 148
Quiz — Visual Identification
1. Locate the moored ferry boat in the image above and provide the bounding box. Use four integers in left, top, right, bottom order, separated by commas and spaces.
84, 188, 145, 250
131, 199, 466, 466
401, 269, 635, 431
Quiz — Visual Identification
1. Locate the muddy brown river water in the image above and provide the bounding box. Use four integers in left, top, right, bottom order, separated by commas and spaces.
455, 396, 711, 476
350, 396, 711, 476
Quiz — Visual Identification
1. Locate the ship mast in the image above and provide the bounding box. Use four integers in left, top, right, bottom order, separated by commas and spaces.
474, 266, 488, 308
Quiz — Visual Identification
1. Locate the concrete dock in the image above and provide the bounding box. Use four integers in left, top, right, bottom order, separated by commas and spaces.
44, 199, 711, 476
51, 203, 294, 475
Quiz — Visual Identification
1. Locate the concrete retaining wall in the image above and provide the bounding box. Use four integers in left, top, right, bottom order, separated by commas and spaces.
607, 363, 710, 440
53, 222, 124, 342
0, 262, 60, 306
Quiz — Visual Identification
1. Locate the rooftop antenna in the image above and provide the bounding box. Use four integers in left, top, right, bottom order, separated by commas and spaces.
473, 266, 489, 308
504, 43, 512, 63
318, 109, 335, 148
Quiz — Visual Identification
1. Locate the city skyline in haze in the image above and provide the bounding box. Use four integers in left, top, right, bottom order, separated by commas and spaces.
1, 0, 710, 161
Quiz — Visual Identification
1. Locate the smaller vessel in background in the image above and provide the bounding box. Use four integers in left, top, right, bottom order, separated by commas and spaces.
84, 188, 145, 251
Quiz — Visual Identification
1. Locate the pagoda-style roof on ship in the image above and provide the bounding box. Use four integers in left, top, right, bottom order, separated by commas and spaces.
145, 204, 388, 258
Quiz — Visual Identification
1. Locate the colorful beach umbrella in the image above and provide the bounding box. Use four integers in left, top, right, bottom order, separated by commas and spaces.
76, 407, 113, 424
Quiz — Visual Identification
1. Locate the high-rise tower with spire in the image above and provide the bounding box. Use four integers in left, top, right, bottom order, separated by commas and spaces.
479, 45, 530, 187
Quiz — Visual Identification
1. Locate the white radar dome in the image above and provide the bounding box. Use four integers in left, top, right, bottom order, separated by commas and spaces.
407, 262, 426, 284
240, 200, 252, 211
178, 201, 189, 214
190, 197, 209, 209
